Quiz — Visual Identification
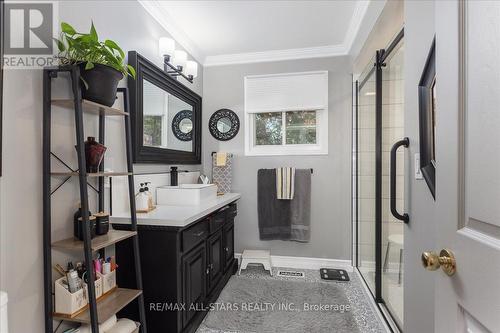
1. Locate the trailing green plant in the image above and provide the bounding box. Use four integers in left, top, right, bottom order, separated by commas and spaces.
54, 21, 136, 79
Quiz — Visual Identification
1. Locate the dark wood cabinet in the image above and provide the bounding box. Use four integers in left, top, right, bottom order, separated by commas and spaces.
182, 243, 207, 326
114, 201, 238, 333
223, 222, 235, 271
207, 229, 223, 293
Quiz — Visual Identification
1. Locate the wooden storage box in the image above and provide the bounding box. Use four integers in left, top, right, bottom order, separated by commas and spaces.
54, 275, 102, 316
98, 270, 117, 294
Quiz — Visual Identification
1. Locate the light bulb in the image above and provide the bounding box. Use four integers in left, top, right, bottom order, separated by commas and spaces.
171, 50, 187, 69
158, 37, 175, 57
184, 61, 198, 78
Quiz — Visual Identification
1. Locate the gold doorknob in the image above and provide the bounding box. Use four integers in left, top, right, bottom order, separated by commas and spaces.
421, 249, 456, 276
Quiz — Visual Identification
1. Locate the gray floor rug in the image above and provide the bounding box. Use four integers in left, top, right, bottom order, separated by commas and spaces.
198, 266, 386, 333
201, 275, 359, 333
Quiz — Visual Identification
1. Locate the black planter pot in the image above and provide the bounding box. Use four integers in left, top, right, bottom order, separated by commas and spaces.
78, 63, 123, 107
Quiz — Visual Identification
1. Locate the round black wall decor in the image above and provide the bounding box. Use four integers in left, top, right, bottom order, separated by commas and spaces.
209, 109, 240, 141
171, 110, 193, 141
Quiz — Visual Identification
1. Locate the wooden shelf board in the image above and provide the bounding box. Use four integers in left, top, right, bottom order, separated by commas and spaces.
52, 99, 128, 116
52, 229, 137, 252
53, 288, 142, 324
51, 171, 132, 177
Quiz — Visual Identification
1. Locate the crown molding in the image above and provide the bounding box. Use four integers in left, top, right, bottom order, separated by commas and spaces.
138, 0, 205, 64
139, 0, 380, 67
344, 0, 371, 53
348, 0, 387, 58
204, 44, 348, 67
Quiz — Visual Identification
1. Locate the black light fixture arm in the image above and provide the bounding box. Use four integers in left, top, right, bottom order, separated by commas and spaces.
163, 56, 193, 83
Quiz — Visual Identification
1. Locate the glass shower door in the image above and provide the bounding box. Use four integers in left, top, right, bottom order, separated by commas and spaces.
356, 60, 377, 295
381, 38, 405, 328
355, 31, 405, 330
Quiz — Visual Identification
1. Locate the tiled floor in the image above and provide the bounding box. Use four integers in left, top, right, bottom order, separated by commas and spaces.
197, 266, 387, 333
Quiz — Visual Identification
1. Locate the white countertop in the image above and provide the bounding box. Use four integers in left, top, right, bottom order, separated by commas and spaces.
111, 193, 241, 228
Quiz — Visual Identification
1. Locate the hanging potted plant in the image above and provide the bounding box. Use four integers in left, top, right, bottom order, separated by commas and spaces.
54, 22, 136, 106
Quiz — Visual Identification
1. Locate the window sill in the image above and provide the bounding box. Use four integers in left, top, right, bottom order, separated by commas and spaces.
244, 145, 328, 156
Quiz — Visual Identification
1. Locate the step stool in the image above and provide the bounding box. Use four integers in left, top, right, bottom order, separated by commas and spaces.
238, 250, 273, 276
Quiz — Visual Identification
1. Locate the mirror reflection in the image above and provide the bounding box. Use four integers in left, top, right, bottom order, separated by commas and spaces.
180, 118, 193, 134
217, 117, 232, 133
142, 79, 193, 152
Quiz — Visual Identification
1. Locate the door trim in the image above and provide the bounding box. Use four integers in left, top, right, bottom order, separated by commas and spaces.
458, 0, 467, 229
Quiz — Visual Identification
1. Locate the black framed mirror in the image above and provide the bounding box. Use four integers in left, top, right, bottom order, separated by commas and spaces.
128, 51, 201, 164
209, 109, 240, 141
418, 37, 436, 199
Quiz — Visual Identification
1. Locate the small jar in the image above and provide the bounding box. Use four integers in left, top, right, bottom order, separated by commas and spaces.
94, 212, 110, 236
75, 216, 97, 240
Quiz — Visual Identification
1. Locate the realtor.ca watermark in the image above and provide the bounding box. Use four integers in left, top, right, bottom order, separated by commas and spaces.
3, 1, 59, 69
150, 302, 352, 313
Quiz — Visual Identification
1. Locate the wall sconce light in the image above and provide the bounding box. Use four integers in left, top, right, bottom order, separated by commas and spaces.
158, 37, 197, 83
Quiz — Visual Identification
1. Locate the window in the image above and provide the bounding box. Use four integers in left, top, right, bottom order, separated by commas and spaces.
244, 71, 328, 155
254, 110, 317, 146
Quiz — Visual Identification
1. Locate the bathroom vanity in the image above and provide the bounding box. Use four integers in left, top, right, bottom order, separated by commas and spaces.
112, 193, 241, 333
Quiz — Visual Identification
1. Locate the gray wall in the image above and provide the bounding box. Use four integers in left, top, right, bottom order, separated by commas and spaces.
0, 1, 203, 332
203, 56, 353, 259
403, 1, 437, 332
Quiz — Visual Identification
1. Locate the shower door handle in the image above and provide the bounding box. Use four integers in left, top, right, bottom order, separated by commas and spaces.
390, 137, 410, 223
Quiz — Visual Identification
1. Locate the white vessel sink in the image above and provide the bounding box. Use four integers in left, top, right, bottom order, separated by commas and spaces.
156, 184, 217, 206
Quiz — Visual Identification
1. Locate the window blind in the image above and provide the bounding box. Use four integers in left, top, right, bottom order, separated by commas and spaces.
244, 71, 328, 114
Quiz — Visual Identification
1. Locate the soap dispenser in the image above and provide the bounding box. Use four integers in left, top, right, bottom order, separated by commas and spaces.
135, 184, 149, 211
170, 167, 178, 186
144, 182, 154, 210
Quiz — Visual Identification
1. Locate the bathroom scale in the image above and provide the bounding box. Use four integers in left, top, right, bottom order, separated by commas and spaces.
320, 268, 350, 281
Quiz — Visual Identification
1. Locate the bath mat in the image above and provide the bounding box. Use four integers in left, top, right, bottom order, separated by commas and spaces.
202, 276, 359, 333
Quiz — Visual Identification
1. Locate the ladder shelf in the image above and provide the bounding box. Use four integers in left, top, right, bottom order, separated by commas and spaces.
42, 66, 147, 333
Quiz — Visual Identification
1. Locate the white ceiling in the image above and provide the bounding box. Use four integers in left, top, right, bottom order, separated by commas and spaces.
139, 0, 382, 66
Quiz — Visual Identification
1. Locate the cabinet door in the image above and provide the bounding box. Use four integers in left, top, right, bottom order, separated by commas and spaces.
182, 242, 207, 327
207, 229, 223, 293
223, 222, 235, 271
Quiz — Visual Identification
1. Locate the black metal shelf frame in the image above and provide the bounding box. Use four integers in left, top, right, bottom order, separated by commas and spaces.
43, 66, 147, 333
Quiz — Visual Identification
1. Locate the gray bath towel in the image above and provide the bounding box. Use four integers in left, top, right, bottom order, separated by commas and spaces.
290, 169, 311, 242
258, 169, 311, 242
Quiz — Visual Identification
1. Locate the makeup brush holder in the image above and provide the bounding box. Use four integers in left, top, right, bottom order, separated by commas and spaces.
98, 270, 117, 294
54, 275, 102, 316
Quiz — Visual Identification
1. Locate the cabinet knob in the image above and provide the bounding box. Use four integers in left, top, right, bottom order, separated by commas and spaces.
206, 268, 210, 275
225, 247, 229, 252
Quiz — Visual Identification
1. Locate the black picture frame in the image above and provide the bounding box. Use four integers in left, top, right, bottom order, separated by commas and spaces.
209, 109, 240, 141
128, 51, 202, 164
418, 37, 436, 199
171, 110, 193, 141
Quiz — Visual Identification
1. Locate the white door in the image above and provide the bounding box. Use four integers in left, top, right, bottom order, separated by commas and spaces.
432, 1, 500, 332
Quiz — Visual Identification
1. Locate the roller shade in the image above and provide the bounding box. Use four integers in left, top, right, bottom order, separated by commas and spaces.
244, 71, 328, 114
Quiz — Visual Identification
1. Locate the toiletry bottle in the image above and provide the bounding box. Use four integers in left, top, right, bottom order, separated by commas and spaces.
144, 182, 154, 210
66, 262, 80, 293
135, 184, 149, 211
170, 166, 178, 186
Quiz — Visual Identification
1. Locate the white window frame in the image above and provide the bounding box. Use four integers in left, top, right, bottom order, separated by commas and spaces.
244, 71, 328, 156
